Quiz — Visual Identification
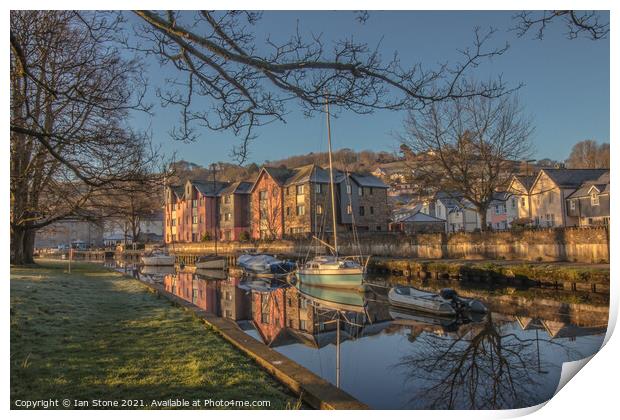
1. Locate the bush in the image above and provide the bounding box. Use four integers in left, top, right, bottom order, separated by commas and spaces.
239, 231, 251, 241
201, 233, 211, 242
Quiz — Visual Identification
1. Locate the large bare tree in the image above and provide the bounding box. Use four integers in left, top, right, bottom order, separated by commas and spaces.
131, 11, 512, 162
10, 11, 162, 264
401, 94, 533, 229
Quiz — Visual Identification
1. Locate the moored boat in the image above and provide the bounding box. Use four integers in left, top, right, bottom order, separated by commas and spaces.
295, 96, 367, 290
141, 251, 175, 266
388, 286, 488, 316
296, 256, 364, 289
195, 255, 227, 270
388, 286, 457, 316
237, 254, 295, 276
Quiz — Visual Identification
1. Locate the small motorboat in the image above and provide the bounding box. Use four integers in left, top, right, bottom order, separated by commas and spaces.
195, 255, 227, 270
388, 287, 487, 316
237, 254, 295, 276
141, 251, 175, 266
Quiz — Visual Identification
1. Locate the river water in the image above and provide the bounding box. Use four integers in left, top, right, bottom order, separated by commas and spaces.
112, 261, 607, 410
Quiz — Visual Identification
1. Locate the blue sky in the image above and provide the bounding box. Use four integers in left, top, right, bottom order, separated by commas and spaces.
128, 11, 610, 166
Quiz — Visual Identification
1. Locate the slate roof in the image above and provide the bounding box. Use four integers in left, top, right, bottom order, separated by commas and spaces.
541, 169, 608, 188
350, 173, 389, 188
566, 171, 610, 199
189, 180, 230, 197
262, 166, 297, 185
512, 175, 536, 191
219, 181, 253, 195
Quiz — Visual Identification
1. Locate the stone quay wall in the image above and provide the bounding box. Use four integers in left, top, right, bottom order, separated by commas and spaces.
167, 226, 609, 264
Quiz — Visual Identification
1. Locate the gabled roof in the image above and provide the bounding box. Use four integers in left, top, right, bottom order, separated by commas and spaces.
284, 164, 347, 185
394, 208, 446, 223
566, 171, 610, 199
539, 168, 608, 189
219, 181, 253, 195
511, 175, 536, 191
187, 179, 230, 197
168, 185, 184, 199
349, 173, 389, 188
263, 166, 297, 185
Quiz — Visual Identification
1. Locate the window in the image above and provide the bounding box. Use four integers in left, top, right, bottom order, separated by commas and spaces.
300, 299, 308, 309
369, 187, 373, 195
296, 205, 305, 216
570, 200, 576, 211
521, 197, 526, 207
376, 225, 382, 231
346, 204, 352, 215
359, 206, 365, 216
315, 184, 322, 194
287, 298, 292, 306
358, 187, 363, 196
548, 193, 554, 204
259, 190, 267, 200
192, 215, 198, 224
225, 213, 232, 221
192, 199, 198, 208
591, 192, 600, 206
299, 319, 306, 330
296, 185, 305, 195
224, 195, 231, 204
511, 198, 516, 209
346, 184, 352, 194
286, 207, 291, 216
316, 204, 323, 214
370, 206, 374, 215
495, 205, 501, 215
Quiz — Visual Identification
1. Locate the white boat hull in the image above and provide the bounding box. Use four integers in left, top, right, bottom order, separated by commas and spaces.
388, 287, 456, 316
141, 255, 175, 266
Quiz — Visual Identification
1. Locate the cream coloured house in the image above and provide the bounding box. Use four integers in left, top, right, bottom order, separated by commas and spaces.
528, 169, 608, 227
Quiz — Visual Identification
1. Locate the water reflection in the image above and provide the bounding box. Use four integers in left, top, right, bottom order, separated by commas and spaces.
125, 263, 606, 410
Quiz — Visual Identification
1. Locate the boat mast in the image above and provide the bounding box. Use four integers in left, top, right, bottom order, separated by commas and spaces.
211, 163, 218, 256
325, 96, 339, 255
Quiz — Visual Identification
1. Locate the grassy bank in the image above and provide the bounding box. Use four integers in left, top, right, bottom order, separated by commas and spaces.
10, 261, 297, 409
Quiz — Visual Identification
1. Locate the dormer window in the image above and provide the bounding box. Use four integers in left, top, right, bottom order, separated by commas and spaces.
591, 192, 599, 206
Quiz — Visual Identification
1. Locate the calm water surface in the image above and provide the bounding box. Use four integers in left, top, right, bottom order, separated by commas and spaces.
113, 262, 607, 410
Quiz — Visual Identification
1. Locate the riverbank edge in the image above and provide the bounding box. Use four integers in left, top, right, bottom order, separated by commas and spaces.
122, 270, 368, 410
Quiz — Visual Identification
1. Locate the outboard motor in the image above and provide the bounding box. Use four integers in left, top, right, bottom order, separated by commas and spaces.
440, 288, 466, 311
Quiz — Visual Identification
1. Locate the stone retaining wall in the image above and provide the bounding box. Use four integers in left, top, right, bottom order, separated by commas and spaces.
168, 226, 609, 263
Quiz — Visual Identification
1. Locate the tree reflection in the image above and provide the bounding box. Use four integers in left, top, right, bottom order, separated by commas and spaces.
395, 313, 575, 409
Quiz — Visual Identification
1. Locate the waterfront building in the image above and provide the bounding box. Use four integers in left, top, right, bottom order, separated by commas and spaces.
527, 169, 608, 227
565, 171, 610, 226
218, 181, 252, 241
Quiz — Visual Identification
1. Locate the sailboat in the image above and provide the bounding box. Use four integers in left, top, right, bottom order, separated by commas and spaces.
196, 164, 227, 270
295, 97, 366, 289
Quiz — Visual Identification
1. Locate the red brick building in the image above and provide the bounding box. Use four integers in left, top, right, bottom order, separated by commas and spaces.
164, 179, 228, 243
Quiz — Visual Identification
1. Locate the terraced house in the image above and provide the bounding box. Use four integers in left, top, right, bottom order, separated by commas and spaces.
250, 164, 389, 239
218, 181, 252, 241
164, 179, 228, 243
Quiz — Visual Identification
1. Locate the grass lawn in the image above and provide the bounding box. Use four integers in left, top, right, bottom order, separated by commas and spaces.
10, 260, 298, 409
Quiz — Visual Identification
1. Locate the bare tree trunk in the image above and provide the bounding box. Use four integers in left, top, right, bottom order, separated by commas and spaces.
11, 227, 26, 265
11, 226, 35, 265
23, 229, 36, 264
479, 209, 488, 231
